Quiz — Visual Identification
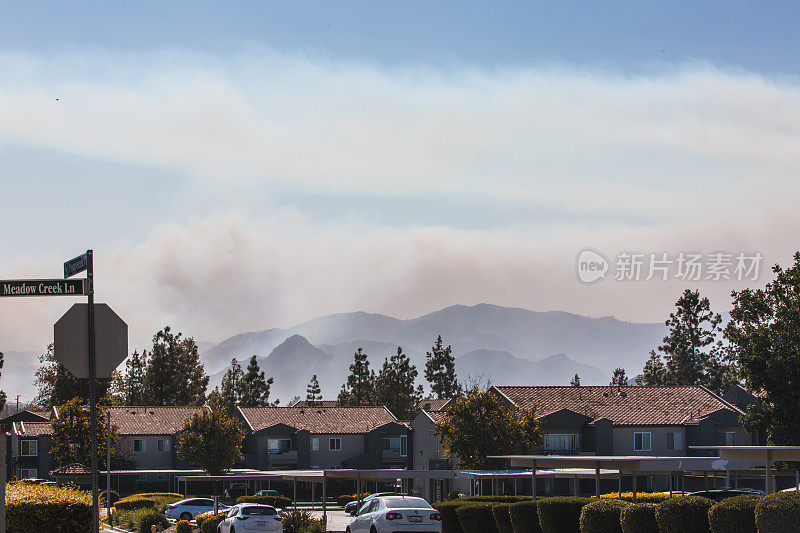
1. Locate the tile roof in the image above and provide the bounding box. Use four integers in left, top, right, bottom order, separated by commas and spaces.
492, 385, 742, 426
107, 406, 207, 435
50, 463, 91, 476
288, 400, 340, 408
417, 399, 452, 412
424, 410, 448, 425
13, 421, 52, 436
237, 406, 399, 434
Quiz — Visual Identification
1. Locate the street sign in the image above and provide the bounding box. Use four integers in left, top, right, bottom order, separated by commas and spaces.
64, 252, 89, 278
54, 303, 128, 379
0, 279, 85, 297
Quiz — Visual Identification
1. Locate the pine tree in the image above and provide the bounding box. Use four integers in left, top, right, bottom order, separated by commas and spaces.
143, 327, 209, 406
424, 335, 461, 399
339, 348, 375, 406
570, 373, 581, 387
306, 375, 322, 406
242, 355, 274, 407
220, 359, 248, 414
122, 350, 148, 405
32, 343, 110, 408
636, 352, 668, 386
610, 367, 628, 387
374, 346, 422, 420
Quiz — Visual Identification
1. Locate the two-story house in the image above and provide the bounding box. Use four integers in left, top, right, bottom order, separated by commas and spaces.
236, 406, 411, 471
9, 421, 52, 480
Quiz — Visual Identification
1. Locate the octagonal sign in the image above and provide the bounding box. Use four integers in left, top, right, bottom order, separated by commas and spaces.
54, 303, 128, 379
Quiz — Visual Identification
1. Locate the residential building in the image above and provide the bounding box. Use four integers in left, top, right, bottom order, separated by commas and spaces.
2, 409, 51, 480
9, 421, 52, 480
236, 406, 411, 471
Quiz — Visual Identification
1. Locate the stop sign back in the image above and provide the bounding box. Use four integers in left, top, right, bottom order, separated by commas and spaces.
54, 303, 128, 379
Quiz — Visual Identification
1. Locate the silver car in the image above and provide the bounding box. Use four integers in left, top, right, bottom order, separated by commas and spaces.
165, 498, 230, 521
346, 496, 441, 533
218, 504, 283, 533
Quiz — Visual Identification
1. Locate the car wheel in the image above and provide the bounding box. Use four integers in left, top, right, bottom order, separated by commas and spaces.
180, 512, 192, 521
370, 527, 377, 533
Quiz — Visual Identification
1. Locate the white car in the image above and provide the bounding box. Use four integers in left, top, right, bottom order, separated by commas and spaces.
165, 498, 230, 522
346, 496, 442, 533
218, 504, 283, 533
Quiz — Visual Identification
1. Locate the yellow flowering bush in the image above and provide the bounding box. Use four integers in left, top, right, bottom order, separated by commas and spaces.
6, 481, 93, 532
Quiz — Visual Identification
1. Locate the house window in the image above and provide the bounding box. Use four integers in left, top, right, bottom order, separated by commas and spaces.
383, 437, 402, 453
20, 468, 38, 480
634, 432, 651, 452
133, 439, 145, 452
329, 438, 342, 451
157, 439, 169, 452
20, 440, 38, 457
401, 435, 407, 457
310, 438, 319, 451
267, 439, 291, 454
725, 432, 736, 446
666, 432, 683, 451
544, 434, 580, 452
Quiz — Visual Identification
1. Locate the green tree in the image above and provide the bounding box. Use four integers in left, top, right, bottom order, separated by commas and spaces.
338, 348, 375, 406
635, 352, 668, 386
220, 359, 248, 414
436, 386, 541, 469
177, 408, 245, 475
241, 355, 274, 407
121, 350, 148, 405
305, 375, 322, 407
374, 347, 422, 420
424, 335, 461, 399
32, 344, 111, 409
570, 373, 581, 386
726, 252, 800, 444
143, 327, 209, 406
50, 398, 128, 468
610, 367, 628, 387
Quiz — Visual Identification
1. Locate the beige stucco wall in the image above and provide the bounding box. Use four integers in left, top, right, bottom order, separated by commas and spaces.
121, 435, 173, 469
613, 427, 687, 456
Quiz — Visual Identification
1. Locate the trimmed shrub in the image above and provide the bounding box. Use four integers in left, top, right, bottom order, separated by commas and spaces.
509, 500, 543, 533
493, 503, 515, 533
336, 492, 370, 506
456, 503, 499, 533
138, 511, 168, 533
754, 491, 800, 533
600, 492, 670, 504
655, 496, 714, 533
114, 497, 156, 511
620, 503, 659, 533
196, 511, 226, 528
708, 495, 760, 533
580, 499, 629, 533
176, 520, 193, 533
536, 496, 591, 533
434, 500, 468, 533
460, 495, 533, 503
100, 489, 120, 507
200, 514, 225, 533
236, 494, 292, 508
281, 509, 322, 533
6, 481, 93, 533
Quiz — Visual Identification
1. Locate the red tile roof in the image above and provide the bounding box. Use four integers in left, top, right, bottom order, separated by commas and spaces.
237, 406, 399, 434
424, 410, 448, 425
492, 385, 741, 426
13, 421, 52, 436
417, 399, 452, 412
107, 406, 207, 435
288, 400, 340, 408
50, 463, 91, 476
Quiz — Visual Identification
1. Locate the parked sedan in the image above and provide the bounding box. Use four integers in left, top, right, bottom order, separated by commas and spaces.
345, 492, 398, 515
346, 496, 441, 533
689, 488, 766, 502
165, 498, 230, 521
218, 504, 283, 533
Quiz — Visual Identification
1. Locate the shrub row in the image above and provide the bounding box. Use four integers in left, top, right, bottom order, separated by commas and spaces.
580, 499, 629, 533
176, 520, 193, 533
236, 494, 292, 508
5, 482, 93, 533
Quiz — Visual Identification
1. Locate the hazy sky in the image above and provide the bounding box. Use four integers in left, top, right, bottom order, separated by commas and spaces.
2, 1, 800, 354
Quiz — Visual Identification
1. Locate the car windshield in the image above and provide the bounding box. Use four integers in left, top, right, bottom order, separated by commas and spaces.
382, 497, 431, 509
243, 506, 277, 516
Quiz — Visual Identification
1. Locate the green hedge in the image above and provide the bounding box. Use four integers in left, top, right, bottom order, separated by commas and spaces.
509, 500, 543, 533
600, 492, 670, 504
493, 503, 515, 533
115, 497, 156, 511
620, 503, 659, 533
100, 490, 120, 507
176, 520, 193, 533
655, 496, 714, 533
707, 494, 760, 533
137, 511, 168, 533
456, 503, 499, 533
579, 499, 629, 533
6, 482, 93, 533
536, 497, 591, 533
460, 496, 533, 503
434, 500, 468, 533
200, 514, 225, 533
236, 494, 293, 508
754, 491, 800, 533
336, 493, 371, 506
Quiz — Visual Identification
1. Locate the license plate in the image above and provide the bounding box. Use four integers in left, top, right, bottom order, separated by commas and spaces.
410, 516, 422, 522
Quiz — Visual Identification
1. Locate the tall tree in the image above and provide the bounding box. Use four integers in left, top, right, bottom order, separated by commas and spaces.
305, 375, 322, 407
374, 346, 422, 420
338, 348, 375, 406
726, 252, 800, 445
610, 367, 628, 387
570, 373, 581, 387
436, 386, 541, 469
50, 398, 130, 468
0, 352, 6, 413
32, 344, 111, 409
424, 335, 461, 399
241, 355, 274, 407
647, 289, 733, 393
121, 350, 148, 405
220, 359, 248, 414
143, 327, 209, 406
177, 407, 245, 475
635, 352, 668, 386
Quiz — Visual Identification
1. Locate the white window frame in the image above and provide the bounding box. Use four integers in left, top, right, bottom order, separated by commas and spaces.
725, 431, 736, 446
310, 437, 319, 451
634, 432, 651, 452
329, 438, 342, 451
267, 438, 291, 454
400, 435, 407, 457
20, 468, 38, 480
133, 439, 145, 453
20, 439, 38, 457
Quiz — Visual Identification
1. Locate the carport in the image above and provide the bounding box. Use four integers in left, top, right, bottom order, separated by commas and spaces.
456, 468, 620, 498
691, 446, 800, 494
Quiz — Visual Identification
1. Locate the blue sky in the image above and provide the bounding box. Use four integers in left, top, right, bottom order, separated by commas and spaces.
1, 1, 800, 354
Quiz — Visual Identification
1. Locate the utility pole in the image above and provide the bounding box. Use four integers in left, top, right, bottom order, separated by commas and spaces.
107, 410, 112, 528
15, 395, 19, 415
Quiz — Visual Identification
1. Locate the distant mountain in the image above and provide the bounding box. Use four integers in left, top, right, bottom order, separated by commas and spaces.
455, 350, 606, 387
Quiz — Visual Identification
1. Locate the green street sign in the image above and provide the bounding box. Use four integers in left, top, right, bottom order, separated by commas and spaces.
0, 279, 86, 297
